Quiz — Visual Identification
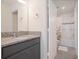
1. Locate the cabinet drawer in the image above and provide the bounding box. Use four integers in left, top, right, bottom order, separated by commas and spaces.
6, 44, 40, 59
2, 37, 40, 59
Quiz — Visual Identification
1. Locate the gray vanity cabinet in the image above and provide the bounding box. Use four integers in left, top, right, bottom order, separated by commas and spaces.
7, 44, 40, 59
2, 37, 40, 59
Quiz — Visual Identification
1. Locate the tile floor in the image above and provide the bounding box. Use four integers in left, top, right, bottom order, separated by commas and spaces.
55, 47, 78, 59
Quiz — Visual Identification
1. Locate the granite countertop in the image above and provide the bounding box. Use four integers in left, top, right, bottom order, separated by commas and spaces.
1, 34, 40, 47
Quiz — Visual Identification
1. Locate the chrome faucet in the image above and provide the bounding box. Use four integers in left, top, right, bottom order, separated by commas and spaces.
13, 32, 16, 37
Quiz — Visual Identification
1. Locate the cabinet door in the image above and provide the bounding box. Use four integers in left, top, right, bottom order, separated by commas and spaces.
27, 44, 40, 59
7, 44, 40, 59
6, 49, 29, 59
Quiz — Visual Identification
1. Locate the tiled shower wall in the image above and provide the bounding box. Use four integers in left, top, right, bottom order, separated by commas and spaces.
57, 12, 75, 47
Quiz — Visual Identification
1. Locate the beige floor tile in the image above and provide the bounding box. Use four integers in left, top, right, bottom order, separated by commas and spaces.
55, 47, 78, 59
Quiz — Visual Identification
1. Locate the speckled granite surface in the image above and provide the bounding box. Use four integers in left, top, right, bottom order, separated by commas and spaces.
1, 31, 28, 37
1, 32, 14, 37
1, 31, 41, 37
1, 31, 41, 47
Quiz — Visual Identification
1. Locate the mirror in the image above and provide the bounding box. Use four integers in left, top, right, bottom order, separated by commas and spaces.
1, 0, 41, 34
1, 0, 28, 32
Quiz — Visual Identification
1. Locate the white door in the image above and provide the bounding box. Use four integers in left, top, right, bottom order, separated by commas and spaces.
61, 23, 75, 47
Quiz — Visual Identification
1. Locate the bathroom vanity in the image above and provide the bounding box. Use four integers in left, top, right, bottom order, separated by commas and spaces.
2, 35, 40, 59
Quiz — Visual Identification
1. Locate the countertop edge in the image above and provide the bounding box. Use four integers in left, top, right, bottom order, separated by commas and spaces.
2, 36, 40, 48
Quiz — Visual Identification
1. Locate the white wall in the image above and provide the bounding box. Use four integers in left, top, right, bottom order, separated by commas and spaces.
28, 0, 43, 31
28, 0, 48, 59
1, 3, 13, 32
60, 12, 74, 23
11, 2, 19, 12
49, 0, 57, 59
